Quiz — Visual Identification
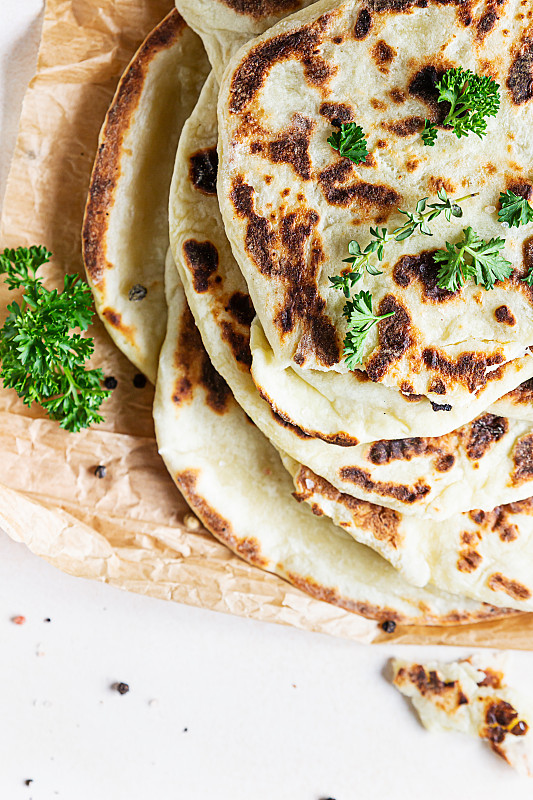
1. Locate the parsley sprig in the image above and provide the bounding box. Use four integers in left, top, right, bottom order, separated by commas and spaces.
421, 119, 438, 146
434, 228, 512, 291
438, 68, 500, 138
0, 246, 110, 432
330, 190, 477, 294
342, 291, 394, 368
327, 122, 369, 165
422, 67, 500, 145
498, 190, 533, 228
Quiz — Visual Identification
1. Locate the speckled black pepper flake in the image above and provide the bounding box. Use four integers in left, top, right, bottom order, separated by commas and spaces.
104, 376, 118, 390
381, 620, 396, 633
183, 727, 188, 732
133, 373, 147, 388
24, 779, 33, 786
112, 682, 130, 695
430, 401, 453, 412
44, 618, 51, 623
128, 284, 147, 301
94, 465, 107, 479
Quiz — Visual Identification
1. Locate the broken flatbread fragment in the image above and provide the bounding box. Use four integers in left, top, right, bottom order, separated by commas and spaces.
392, 654, 533, 776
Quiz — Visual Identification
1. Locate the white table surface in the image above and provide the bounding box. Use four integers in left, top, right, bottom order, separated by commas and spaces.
1, 2, 533, 798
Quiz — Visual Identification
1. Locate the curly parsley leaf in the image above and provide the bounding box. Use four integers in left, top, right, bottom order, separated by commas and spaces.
421, 119, 438, 146
434, 227, 512, 292
327, 122, 369, 165
0, 246, 110, 433
342, 290, 394, 369
437, 67, 500, 139
498, 190, 533, 228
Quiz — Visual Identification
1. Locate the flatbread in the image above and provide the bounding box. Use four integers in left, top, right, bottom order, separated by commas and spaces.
169, 75, 533, 522
392, 654, 533, 776
169, 75, 533, 610
153, 249, 512, 624
173, 0, 318, 79
217, 0, 533, 404
82, 11, 209, 383
288, 460, 533, 610
250, 320, 533, 444
491, 378, 533, 421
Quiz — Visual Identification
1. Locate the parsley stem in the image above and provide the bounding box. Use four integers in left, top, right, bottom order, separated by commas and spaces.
62, 364, 79, 399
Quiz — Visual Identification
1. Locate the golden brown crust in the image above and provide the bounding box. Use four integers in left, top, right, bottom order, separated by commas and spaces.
101, 308, 135, 343
507, 29, 533, 106
505, 377, 533, 405
218, 0, 303, 19
293, 465, 403, 547
176, 464, 511, 623
466, 414, 508, 460
173, 304, 232, 414
286, 572, 515, 625
82, 10, 186, 289
257, 386, 360, 446
511, 434, 533, 485
488, 572, 532, 601
481, 697, 529, 760
229, 13, 337, 115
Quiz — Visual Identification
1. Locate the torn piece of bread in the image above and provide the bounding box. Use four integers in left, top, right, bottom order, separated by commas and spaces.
392, 654, 533, 776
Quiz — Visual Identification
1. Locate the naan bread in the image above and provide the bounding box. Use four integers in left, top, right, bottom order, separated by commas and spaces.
218, 0, 533, 404
174, 0, 318, 79
392, 654, 533, 776
154, 250, 511, 624
491, 378, 533, 421
170, 75, 533, 608
170, 75, 533, 522
83, 11, 209, 383
250, 320, 533, 444
288, 460, 533, 610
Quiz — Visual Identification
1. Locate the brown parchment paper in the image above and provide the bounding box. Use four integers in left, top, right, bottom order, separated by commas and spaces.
1, 0, 532, 648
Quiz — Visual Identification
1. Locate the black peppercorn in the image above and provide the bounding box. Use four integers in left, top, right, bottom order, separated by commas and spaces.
381, 620, 396, 633
113, 682, 130, 695
133, 373, 147, 388
128, 284, 147, 301
104, 376, 118, 390
94, 465, 107, 479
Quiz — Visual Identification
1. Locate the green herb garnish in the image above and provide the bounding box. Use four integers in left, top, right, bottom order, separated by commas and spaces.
436, 67, 500, 139
498, 190, 533, 228
434, 227, 512, 291
0, 246, 110, 432
342, 290, 394, 369
331, 190, 476, 292
421, 119, 438, 146
523, 269, 533, 288
327, 122, 369, 164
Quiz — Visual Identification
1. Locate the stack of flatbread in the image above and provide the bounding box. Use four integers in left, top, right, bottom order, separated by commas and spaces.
82, 0, 533, 627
